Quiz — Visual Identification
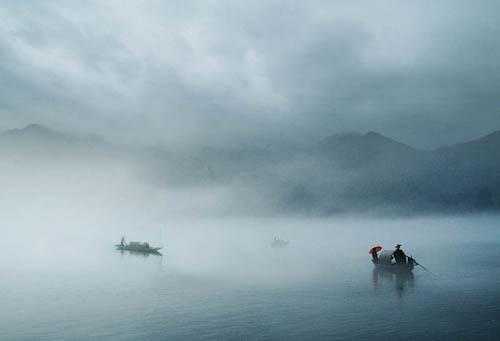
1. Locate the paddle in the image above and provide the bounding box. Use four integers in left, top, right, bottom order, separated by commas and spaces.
411, 257, 434, 275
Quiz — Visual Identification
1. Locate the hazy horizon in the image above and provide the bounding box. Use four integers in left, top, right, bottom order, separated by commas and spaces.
3, 122, 500, 152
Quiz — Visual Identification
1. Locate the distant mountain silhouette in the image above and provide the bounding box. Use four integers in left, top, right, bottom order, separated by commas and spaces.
2, 124, 72, 142
420, 130, 500, 211
1, 123, 499, 214
436, 130, 500, 165
317, 131, 416, 168
320, 131, 414, 153
1, 124, 109, 150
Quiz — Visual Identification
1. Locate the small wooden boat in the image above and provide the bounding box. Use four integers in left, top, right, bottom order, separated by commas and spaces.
372, 250, 415, 273
116, 241, 162, 254
271, 237, 289, 248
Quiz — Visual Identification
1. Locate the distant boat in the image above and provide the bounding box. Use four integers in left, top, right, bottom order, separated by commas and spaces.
372, 250, 415, 273
271, 237, 289, 248
116, 241, 162, 254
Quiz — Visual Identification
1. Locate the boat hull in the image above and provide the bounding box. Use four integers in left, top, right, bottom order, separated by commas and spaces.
372, 260, 414, 273
115, 245, 162, 254
271, 241, 289, 248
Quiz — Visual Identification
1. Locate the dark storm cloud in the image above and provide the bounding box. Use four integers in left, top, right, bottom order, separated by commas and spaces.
0, 0, 499, 148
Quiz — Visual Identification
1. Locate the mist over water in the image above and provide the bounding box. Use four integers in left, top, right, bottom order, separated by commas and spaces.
1, 134, 500, 340
2, 192, 500, 340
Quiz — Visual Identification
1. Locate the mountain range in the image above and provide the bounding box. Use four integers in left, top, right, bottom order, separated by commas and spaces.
2, 124, 499, 215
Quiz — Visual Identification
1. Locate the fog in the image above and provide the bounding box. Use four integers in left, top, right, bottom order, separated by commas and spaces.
1, 142, 496, 282
2, 1, 500, 338
2, 135, 500, 339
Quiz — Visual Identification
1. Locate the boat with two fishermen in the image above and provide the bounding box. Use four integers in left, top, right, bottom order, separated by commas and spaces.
369, 244, 417, 273
116, 237, 162, 255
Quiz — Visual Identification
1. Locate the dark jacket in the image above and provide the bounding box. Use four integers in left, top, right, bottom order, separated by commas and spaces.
393, 249, 406, 264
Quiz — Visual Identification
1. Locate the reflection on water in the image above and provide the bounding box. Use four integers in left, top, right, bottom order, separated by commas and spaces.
372, 268, 415, 298
118, 250, 163, 257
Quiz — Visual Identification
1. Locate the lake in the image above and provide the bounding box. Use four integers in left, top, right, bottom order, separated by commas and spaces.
1, 215, 499, 340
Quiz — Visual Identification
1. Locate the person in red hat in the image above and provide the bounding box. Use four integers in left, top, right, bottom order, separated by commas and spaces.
369, 246, 382, 263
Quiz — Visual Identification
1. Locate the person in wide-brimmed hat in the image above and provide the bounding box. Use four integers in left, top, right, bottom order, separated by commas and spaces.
369, 245, 382, 263
393, 244, 407, 264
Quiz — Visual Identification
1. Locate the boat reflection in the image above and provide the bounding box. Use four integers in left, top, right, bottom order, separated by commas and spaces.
372, 268, 415, 298
118, 249, 162, 257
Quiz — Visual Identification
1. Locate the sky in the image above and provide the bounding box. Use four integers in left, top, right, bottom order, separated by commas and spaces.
0, 0, 499, 149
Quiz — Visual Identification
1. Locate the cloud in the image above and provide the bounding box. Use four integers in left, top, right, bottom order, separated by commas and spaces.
0, 0, 499, 148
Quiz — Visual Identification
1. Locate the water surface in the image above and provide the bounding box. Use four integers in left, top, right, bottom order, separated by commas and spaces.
1, 215, 499, 340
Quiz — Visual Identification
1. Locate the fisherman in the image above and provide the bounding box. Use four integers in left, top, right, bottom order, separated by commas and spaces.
393, 244, 407, 264
369, 246, 381, 263
120, 236, 126, 247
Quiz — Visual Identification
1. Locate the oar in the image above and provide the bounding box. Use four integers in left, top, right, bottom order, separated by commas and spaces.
411, 257, 434, 275
416, 262, 430, 272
